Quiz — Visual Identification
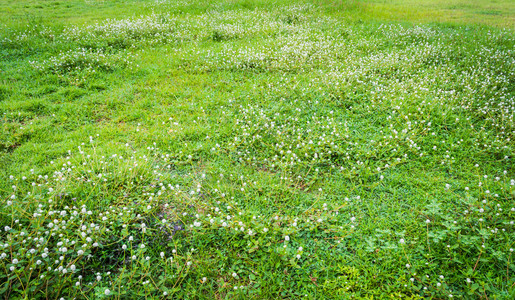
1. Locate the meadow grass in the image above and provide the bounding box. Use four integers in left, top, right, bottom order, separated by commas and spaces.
0, 0, 514, 298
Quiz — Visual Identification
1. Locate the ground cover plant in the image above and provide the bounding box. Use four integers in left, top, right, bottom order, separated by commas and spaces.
0, 0, 514, 298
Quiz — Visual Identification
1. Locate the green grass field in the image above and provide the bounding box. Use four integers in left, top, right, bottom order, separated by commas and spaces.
1, 0, 514, 298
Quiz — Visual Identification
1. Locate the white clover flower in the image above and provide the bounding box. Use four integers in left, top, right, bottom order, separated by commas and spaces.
399, 239, 405, 244
284, 235, 290, 241
105, 289, 110, 295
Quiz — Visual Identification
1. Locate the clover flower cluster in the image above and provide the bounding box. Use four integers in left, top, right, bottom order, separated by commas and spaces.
198, 30, 347, 71
58, 6, 312, 50
29, 48, 137, 76
61, 14, 192, 49
2, 125, 514, 298
217, 102, 346, 171
0, 139, 355, 297
0, 200, 134, 294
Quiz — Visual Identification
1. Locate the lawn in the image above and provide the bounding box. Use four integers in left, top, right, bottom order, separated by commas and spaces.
0, 0, 514, 298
